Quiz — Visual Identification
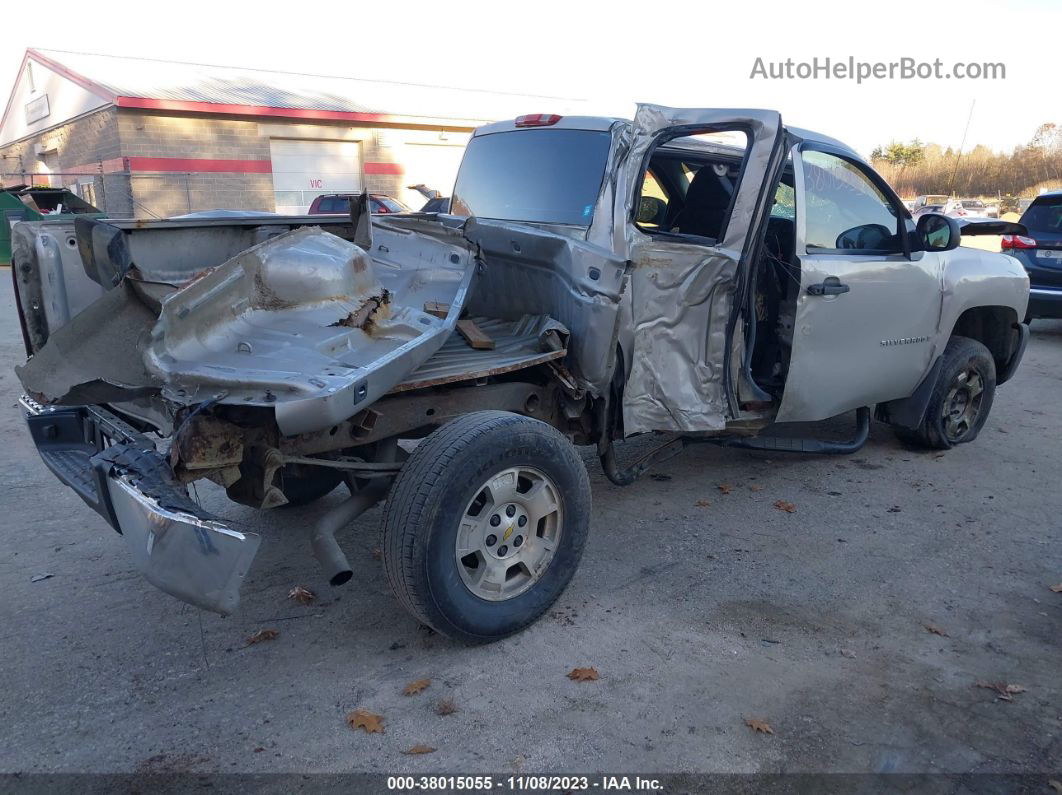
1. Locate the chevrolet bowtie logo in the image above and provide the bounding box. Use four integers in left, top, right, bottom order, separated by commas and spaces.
502, 524, 514, 542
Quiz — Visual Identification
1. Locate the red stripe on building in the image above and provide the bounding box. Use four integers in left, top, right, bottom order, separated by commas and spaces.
116, 96, 389, 123
363, 162, 404, 175
127, 157, 272, 174
113, 96, 482, 129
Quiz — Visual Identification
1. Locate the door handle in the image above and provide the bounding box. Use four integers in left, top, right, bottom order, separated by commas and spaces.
807, 276, 850, 297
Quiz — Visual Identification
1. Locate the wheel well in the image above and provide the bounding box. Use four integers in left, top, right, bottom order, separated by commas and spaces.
951, 305, 1018, 375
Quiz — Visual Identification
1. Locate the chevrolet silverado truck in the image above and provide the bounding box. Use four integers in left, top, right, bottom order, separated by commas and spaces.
12, 105, 1030, 643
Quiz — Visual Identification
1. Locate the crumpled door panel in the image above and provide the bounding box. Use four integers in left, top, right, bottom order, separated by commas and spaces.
615, 105, 784, 434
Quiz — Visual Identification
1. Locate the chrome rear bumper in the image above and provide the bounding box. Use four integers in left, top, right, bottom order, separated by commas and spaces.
20, 396, 259, 614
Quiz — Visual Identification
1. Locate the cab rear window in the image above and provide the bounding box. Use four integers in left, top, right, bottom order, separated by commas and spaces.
451, 129, 611, 226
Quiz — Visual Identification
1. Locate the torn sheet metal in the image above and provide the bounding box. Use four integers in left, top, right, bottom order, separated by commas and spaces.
15, 279, 161, 405
613, 105, 784, 434
143, 225, 475, 435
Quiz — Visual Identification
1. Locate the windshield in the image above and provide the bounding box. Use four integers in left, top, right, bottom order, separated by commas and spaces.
451, 129, 612, 226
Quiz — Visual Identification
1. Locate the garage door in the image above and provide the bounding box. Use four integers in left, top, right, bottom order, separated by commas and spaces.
400, 143, 465, 210
269, 139, 362, 214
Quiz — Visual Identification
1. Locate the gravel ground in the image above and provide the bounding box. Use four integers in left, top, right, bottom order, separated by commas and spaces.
0, 271, 1059, 779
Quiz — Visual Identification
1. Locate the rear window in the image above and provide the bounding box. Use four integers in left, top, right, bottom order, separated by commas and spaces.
316, 196, 348, 213
451, 129, 611, 226
373, 196, 408, 213
1020, 196, 1062, 240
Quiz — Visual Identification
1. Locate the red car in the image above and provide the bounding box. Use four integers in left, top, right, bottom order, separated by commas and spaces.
308, 193, 410, 215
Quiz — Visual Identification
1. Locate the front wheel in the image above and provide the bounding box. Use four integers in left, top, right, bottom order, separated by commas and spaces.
894, 335, 996, 450
381, 411, 591, 643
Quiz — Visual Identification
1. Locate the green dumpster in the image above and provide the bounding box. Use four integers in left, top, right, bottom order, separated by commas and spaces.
1, 186, 105, 266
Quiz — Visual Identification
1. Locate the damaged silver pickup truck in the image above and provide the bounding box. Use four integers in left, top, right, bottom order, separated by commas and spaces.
13, 105, 1030, 642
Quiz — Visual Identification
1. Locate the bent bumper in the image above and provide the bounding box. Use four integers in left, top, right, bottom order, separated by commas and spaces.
21, 397, 259, 614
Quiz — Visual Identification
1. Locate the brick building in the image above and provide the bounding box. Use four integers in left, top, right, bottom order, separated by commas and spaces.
0, 49, 581, 218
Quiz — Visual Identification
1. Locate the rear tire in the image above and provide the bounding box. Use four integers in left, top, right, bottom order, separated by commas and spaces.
382, 411, 591, 643
893, 336, 996, 450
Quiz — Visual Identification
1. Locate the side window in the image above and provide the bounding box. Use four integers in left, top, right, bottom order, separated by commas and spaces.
771, 182, 795, 220
801, 151, 900, 253
635, 130, 750, 241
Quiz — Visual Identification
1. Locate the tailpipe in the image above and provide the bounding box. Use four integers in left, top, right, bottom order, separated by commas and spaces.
309, 481, 389, 586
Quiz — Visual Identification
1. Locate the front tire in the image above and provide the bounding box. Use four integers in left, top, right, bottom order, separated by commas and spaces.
382, 411, 591, 643
894, 336, 996, 450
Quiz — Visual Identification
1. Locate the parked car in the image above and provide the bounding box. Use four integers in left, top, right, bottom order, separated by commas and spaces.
12, 105, 1029, 642
911, 203, 945, 221
309, 193, 410, 214
944, 198, 992, 219
1004, 190, 1062, 320
912, 194, 950, 214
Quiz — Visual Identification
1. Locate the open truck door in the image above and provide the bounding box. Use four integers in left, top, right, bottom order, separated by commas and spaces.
610, 104, 785, 434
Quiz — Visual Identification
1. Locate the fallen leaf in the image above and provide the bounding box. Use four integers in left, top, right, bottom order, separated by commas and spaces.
287, 585, 316, 605
253, 747, 265, 753
346, 709, 384, 733
717, 484, 733, 494
435, 697, 458, 716
1050, 584, 1062, 593
246, 629, 279, 645
402, 745, 436, 755
30, 573, 55, 583
403, 678, 431, 696
840, 648, 857, 659
695, 499, 711, 508
975, 680, 1026, 701
887, 506, 902, 513
567, 667, 600, 682
773, 500, 797, 513
1047, 779, 1062, 794
749, 484, 765, 492
923, 623, 949, 637
371, 548, 382, 561
649, 473, 672, 482
744, 717, 774, 734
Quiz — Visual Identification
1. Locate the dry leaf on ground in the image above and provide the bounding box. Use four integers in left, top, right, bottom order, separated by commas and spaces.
923, 623, 949, 637
773, 500, 797, 513
749, 484, 765, 492
975, 681, 1027, 701
695, 499, 711, 508
717, 484, 733, 494
840, 648, 857, 659
403, 745, 437, 755
346, 709, 384, 733
435, 697, 458, 716
370, 548, 383, 561
1047, 779, 1062, 794
287, 586, 316, 605
403, 678, 431, 696
744, 717, 775, 734
246, 629, 279, 645
1050, 584, 1062, 593
567, 667, 600, 682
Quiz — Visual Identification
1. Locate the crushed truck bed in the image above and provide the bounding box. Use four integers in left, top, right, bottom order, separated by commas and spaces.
18, 225, 569, 436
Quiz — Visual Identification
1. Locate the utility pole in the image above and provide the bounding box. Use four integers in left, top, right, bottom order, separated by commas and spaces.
948, 99, 976, 196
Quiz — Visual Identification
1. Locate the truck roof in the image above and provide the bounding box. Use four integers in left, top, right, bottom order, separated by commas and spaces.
472, 113, 862, 161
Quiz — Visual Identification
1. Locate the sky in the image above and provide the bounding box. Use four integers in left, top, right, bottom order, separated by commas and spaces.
2, 0, 1055, 158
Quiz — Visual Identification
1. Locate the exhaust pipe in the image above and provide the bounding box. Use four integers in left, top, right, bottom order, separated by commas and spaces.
310, 481, 389, 586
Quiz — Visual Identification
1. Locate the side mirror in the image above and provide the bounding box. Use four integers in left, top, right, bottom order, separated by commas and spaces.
636, 196, 667, 226
915, 213, 960, 252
